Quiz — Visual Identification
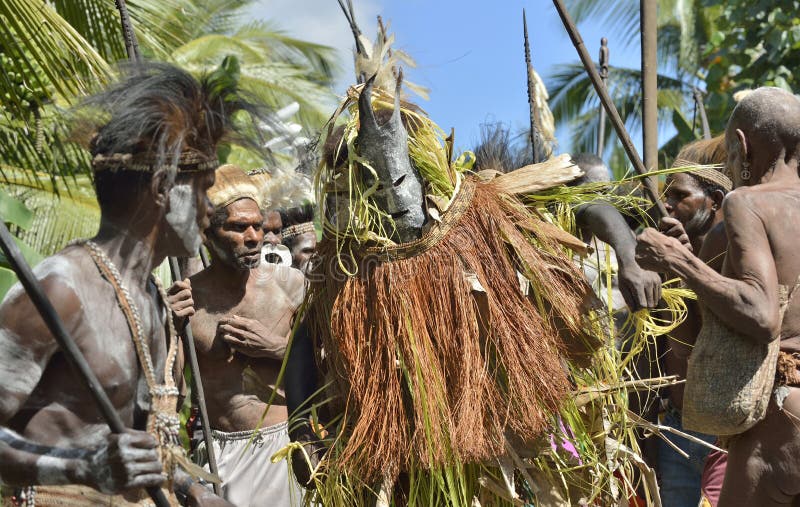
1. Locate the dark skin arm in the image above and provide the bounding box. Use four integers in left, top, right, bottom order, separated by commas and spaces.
284, 319, 323, 488
636, 190, 780, 343
0, 277, 163, 492
576, 202, 662, 310
217, 315, 288, 359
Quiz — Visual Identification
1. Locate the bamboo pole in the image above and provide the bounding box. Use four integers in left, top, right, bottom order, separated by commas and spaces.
551, 0, 667, 218
641, 0, 658, 188
596, 37, 609, 156
0, 222, 170, 507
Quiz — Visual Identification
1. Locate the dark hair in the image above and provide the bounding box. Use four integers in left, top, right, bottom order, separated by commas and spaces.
282, 203, 315, 249
82, 59, 267, 214
473, 123, 528, 172
283, 203, 315, 227
569, 152, 611, 185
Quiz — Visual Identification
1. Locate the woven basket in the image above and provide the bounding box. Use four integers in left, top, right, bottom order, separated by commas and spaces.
683, 286, 791, 435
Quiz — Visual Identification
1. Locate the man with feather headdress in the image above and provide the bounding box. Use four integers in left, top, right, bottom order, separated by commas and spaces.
175, 164, 306, 507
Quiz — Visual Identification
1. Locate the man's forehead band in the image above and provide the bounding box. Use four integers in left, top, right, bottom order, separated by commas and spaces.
282, 222, 316, 240
91, 151, 220, 173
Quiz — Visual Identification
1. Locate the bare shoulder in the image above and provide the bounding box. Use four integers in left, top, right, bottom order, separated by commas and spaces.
256, 265, 306, 308
0, 247, 93, 328
0, 248, 96, 418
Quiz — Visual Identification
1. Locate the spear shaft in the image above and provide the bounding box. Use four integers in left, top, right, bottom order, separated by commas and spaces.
168, 258, 220, 496
115, 0, 140, 61
0, 221, 170, 507
693, 87, 711, 140
523, 9, 541, 163
552, 0, 667, 218
641, 0, 658, 190
597, 37, 609, 156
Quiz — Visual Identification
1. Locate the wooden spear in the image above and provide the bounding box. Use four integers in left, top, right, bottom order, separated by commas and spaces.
168, 258, 221, 496
552, 0, 668, 218
115, 0, 140, 61
596, 37, 609, 156
523, 9, 543, 163
0, 222, 171, 507
693, 87, 712, 140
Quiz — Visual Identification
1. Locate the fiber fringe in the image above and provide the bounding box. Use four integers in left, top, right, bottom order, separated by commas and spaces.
306, 179, 596, 483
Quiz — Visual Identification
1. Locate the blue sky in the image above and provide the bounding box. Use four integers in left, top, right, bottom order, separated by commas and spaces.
250, 0, 645, 157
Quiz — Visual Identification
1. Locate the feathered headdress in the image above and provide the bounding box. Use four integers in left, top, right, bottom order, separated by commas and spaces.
247, 165, 313, 211
79, 57, 265, 176
207, 164, 260, 208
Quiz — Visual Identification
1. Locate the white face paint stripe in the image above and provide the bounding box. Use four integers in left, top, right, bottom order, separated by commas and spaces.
166, 183, 202, 254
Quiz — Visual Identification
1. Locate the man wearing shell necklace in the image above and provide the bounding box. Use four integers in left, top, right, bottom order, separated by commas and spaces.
0, 63, 247, 506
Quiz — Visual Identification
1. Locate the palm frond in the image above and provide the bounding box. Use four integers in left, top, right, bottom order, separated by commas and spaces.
0, 168, 99, 256
0, 0, 113, 101
548, 63, 691, 157
565, 0, 640, 48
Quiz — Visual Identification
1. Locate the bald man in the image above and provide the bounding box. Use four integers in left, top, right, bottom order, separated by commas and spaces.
636, 87, 800, 506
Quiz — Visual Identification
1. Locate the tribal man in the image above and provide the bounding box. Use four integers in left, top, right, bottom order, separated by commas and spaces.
178, 164, 305, 506
636, 87, 800, 507
0, 64, 234, 506
281, 204, 316, 274
655, 139, 731, 507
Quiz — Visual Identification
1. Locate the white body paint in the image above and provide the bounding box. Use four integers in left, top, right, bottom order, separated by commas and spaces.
0, 331, 43, 410
35, 455, 72, 485
166, 184, 202, 254
261, 243, 293, 266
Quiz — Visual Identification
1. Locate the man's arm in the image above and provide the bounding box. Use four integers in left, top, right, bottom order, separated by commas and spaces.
218, 315, 288, 359
0, 274, 163, 492
576, 202, 661, 309
636, 190, 780, 342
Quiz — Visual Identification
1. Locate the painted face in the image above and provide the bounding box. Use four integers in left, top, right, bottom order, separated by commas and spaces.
262, 211, 283, 247
290, 231, 317, 274
207, 198, 264, 270
663, 173, 714, 239
165, 170, 215, 256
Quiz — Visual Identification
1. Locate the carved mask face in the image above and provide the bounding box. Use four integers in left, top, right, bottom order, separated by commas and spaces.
356, 74, 426, 243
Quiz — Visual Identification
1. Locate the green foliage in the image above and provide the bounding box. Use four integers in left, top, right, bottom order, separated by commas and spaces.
701, 0, 800, 132
0, 188, 45, 300
549, 0, 713, 166
0, 0, 339, 261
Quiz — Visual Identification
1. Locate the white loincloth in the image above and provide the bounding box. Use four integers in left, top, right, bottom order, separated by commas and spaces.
197, 421, 305, 507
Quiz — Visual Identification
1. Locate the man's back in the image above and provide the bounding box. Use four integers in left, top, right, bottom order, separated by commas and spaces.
727, 182, 800, 342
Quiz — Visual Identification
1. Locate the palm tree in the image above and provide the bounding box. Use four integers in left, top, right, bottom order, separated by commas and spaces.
548, 0, 714, 168
0, 0, 339, 263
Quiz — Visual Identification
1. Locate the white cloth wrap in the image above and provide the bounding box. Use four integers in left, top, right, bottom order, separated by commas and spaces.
197, 421, 305, 507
